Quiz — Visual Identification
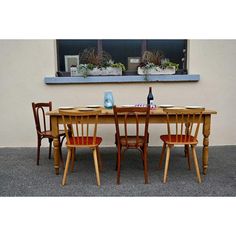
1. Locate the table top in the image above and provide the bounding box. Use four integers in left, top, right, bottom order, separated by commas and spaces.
47, 107, 217, 116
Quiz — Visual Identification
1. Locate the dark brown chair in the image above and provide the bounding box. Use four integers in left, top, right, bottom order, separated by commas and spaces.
113, 106, 150, 184
32, 102, 65, 165
59, 110, 102, 186
159, 108, 205, 183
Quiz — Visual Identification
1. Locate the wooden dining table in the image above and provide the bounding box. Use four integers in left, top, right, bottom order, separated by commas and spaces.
47, 107, 217, 175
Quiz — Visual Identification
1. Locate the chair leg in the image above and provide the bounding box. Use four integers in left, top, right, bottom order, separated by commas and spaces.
184, 144, 188, 157
115, 150, 118, 171
92, 148, 101, 186
59, 136, 66, 168
115, 147, 123, 172
70, 147, 76, 172
117, 147, 121, 184
36, 137, 41, 165
62, 148, 72, 186
143, 146, 149, 184
191, 145, 202, 183
121, 149, 125, 161
185, 145, 191, 170
48, 138, 52, 159
58, 141, 64, 169
159, 143, 166, 169
163, 145, 171, 183
96, 146, 102, 172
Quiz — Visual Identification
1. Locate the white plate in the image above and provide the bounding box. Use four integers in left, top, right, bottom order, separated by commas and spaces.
159, 104, 174, 108
86, 105, 102, 108
121, 105, 135, 107
58, 106, 74, 110
185, 105, 203, 109
78, 108, 95, 111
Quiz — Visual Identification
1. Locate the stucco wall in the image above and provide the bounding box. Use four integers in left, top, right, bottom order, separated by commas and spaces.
0, 40, 235, 147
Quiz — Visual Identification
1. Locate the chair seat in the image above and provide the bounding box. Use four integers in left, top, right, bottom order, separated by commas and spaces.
119, 136, 146, 147
68, 136, 102, 146
160, 134, 198, 144
41, 130, 65, 138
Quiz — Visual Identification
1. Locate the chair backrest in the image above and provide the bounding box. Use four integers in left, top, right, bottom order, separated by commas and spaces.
32, 102, 52, 135
163, 108, 205, 142
59, 110, 100, 146
113, 106, 150, 147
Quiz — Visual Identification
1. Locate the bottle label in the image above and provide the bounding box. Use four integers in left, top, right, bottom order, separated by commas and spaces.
150, 100, 154, 106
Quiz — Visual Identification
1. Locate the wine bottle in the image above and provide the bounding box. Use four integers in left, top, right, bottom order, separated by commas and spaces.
147, 87, 154, 106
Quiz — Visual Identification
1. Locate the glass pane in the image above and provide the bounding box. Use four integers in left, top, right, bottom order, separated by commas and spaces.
57, 40, 97, 71
147, 40, 187, 69
57, 39, 187, 73
102, 40, 142, 69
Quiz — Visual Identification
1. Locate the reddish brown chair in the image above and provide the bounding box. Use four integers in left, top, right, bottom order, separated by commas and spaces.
32, 102, 65, 165
113, 106, 150, 184
59, 110, 102, 186
159, 108, 204, 183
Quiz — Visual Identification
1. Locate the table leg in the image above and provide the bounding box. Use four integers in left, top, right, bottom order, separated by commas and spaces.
51, 116, 60, 175
202, 115, 211, 175
53, 138, 60, 175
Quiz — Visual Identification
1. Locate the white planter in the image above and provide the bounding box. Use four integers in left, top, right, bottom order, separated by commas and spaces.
137, 66, 176, 75
78, 67, 122, 76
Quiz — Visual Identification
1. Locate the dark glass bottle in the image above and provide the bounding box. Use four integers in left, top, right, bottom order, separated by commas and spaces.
147, 87, 154, 106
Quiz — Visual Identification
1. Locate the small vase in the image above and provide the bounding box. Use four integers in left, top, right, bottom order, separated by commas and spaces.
104, 91, 114, 109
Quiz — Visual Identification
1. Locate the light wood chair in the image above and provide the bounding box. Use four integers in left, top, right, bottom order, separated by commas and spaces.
113, 106, 150, 184
32, 102, 65, 165
60, 110, 102, 186
159, 108, 205, 183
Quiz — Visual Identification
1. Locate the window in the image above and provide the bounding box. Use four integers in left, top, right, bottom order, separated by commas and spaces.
57, 40, 97, 72
56, 39, 187, 74
102, 40, 142, 66
147, 40, 187, 69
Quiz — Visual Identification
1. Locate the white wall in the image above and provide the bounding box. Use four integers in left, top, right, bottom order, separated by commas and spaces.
0, 40, 235, 147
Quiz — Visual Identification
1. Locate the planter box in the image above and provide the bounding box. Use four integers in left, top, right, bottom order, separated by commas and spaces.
137, 66, 176, 75
78, 67, 122, 76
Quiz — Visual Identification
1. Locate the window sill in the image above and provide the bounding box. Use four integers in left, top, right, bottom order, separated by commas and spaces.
44, 74, 199, 84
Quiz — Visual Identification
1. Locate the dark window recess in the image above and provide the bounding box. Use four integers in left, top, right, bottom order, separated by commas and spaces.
102, 40, 142, 67
147, 40, 187, 71
57, 40, 97, 72
56, 39, 187, 74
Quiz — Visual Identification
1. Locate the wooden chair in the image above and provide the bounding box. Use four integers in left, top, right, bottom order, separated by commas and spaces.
113, 106, 150, 184
32, 102, 65, 165
159, 108, 205, 183
60, 110, 102, 186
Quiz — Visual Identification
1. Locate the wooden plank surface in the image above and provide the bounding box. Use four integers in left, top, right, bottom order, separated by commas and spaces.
47, 107, 217, 116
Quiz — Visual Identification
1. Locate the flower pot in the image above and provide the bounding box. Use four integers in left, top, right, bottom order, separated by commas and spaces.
78, 66, 122, 76
137, 66, 176, 75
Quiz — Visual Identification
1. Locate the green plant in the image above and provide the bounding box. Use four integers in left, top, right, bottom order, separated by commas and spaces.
161, 61, 179, 70
78, 64, 90, 78
111, 62, 126, 72
142, 50, 163, 65
80, 48, 111, 66
78, 48, 126, 77
87, 63, 96, 70
139, 50, 179, 72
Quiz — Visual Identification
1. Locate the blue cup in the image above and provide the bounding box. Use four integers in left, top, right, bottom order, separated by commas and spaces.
104, 91, 114, 109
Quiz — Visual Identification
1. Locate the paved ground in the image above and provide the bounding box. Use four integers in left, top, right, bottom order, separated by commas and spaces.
0, 146, 235, 196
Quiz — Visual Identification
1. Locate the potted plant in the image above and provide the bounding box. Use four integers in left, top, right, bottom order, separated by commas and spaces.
77, 48, 125, 77
137, 50, 179, 76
